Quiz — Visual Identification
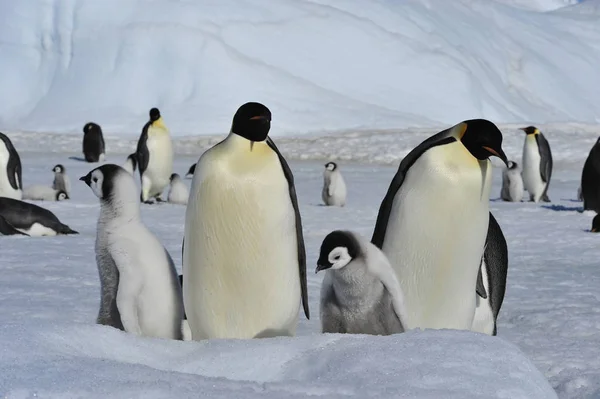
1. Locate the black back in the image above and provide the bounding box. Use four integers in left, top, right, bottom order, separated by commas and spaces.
266, 137, 310, 320
82, 123, 105, 163
0, 132, 23, 191
581, 137, 600, 213
536, 133, 553, 200
135, 123, 150, 176
0, 197, 78, 234
0, 214, 27, 236
371, 128, 455, 247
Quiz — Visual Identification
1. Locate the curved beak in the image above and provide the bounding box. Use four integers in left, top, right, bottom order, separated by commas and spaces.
79, 174, 91, 186
483, 146, 509, 167
315, 263, 330, 274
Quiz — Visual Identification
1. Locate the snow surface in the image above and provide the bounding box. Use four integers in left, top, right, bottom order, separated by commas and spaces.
0, 0, 599, 136
3, 123, 600, 397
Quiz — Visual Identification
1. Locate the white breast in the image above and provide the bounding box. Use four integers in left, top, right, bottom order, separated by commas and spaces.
144, 127, 173, 196
184, 135, 301, 340
167, 180, 189, 205
522, 136, 544, 200
0, 144, 21, 200
381, 141, 491, 331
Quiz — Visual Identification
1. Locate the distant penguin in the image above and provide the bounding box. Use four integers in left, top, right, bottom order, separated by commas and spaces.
183, 102, 309, 340
317, 230, 407, 335
23, 186, 69, 202
0, 132, 23, 200
521, 126, 552, 203
0, 197, 78, 236
185, 163, 196, 179
135, 108, 173, 204
167, 173, 188, 205
122, 153, 137, 176
371, 119, 508, 331
52, 164, 71, 196
500, 161, 524, 202
0, 214, 27, 236
581, 137, 600, 213
591, 214, 600, 233
322, 162, 347, 207
471, 213, 508, 336
82, 122, 106, 163
80, 164, 184, 339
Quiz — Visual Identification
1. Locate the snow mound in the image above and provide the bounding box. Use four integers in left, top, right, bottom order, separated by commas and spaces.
0, 0, 599, 136
0, 323, 557, 398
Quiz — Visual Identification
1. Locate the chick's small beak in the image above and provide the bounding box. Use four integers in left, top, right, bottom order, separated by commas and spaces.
315, 263, 329, 274
483, 146, 509, 167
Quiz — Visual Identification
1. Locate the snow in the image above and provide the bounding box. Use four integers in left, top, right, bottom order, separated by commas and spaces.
0, 0, 599, 136
2, 123, 600, 397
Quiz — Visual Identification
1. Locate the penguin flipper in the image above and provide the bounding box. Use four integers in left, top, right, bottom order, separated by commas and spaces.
266, 137, 310, 320
536, 133, 553, 184
476, 265, 487, 299
483, 212, 508, 320
7, 144, 22, 191
371, 130, 455, 248
135, 122, 151, 177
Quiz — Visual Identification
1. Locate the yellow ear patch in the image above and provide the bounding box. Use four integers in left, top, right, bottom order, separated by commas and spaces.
152, 118, 167, 130
451, 122, 468, 140
534, 128, 540, 135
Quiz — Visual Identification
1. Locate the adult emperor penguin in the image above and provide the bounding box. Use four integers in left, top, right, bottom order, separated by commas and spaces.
0, 197, 78, 236
500, 161, 524, 202
521, 126, 552, 203
122, 153, 137, 176
80, 164, 184, 339
135, 108, 173, 204
581, 137, 600, 213
82, 122, 106, 163
322, 162, 347, 207
371, 119, 508, 331
52, 164, 71, 196
317, 230, 407, 335
471, 213, 508, 336
0, 132, 23, 200
23, 185, 69, 201
0, 215, 27, 236
183, 102, 309, 340
167, 173, 189, 205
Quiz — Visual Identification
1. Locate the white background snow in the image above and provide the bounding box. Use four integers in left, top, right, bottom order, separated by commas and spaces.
1, 0, 600, 398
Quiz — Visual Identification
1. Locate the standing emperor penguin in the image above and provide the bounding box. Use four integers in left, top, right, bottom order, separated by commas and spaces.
581, 137, 600, 213
322, 162, 347, 207
82, 122, 106, 163
317, 230, 407, 336
52, 164, 71, 197
0, 132, 23, 200
371, 119, 508, 331
80, 164, 184, 339
183, 102, 309, 340
136, 108, 173, 204
500, 161, 524, 202
471, 213, 508, 336
521, 126, 552, 203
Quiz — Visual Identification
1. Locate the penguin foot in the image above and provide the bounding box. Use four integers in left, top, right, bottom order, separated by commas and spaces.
542, 195, 551, 203
143, 199, 156, 205
155, 197, 165, 203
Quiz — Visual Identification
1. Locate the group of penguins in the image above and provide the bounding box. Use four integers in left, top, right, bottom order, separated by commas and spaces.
0, 101, 591, 343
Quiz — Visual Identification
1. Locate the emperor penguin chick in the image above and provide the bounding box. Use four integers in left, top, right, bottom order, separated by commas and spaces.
52, 164, 71, 197
322, 162, 347, 207
167, 173, 189, 205
500, 161, 524, 202
317, 230, 407, 335
80, 164, 184, 339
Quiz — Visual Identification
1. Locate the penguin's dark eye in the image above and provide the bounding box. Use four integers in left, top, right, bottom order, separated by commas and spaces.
93, 177, 98, 183
334, 255, 340, 260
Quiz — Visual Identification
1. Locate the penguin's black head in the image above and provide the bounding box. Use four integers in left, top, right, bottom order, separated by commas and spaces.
52, 164, 65, 173
56, 190, 69, 201
520, 126, 538, 135
79, 164, 124, 201
231, 102, 272, 142
592, 215, 600, 233
507, 160, 518, 170
83, 122, 99, 134
325, 162, 337, 171
316, 230, 362, 273
149, 108, 161, 122
169, 173, 180, 182
459, 119, 508, 166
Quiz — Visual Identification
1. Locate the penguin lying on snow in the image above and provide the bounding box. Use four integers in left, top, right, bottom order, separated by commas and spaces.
371, 119, 508, 332
0, 132, 23, 200
322, 162, 347, 207
0, 197, 78, 236
80, 164, 184, 339
521, 126, 552, 203
500, 161, 524, 202
52, 164, 71, 196
22, 185, 69, 202
0, 214, 27, 236
317, 230, 407, 335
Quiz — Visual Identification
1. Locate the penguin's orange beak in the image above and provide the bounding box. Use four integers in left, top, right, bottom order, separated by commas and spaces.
483, 146, 509, 166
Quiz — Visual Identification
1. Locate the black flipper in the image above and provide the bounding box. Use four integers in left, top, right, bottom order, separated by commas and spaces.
371, 129, 456, 248
0, 214, 27, 236
476, 264, 488, 299
536, 133, 553, 202
482, 212, 508, 336
0, 132, 23, 191
135, 122, 151, 178
266, 137, 310, 320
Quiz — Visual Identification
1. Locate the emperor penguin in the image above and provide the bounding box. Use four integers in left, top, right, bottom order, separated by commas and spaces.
0, 214, 27, 236
0, 132, 23, 200
471, 213, 508, 336
122, 153, 137, 176
80, 164, 184, 339
500, 161, 524, 202
23, 185, 69, 202
135, 108, 173, 204
52, 164, 71, 196
317, 230, 407, 336
371, 119, 508, 331
185, 163, 196, 179
183, 102, 310, 340
521, 126, 552, 203
581, 137, 600, 213
0, 197, 78, 236
322, 162, 347, 207
167, 173, 189, 205
82, 122, 106, 163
